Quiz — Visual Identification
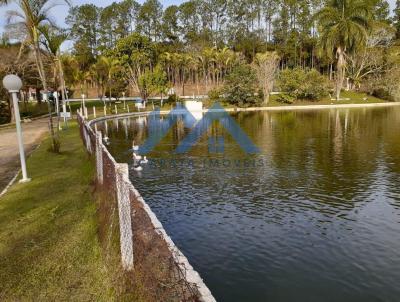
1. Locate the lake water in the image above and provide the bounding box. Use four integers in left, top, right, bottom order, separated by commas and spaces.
99, 107, 400, 302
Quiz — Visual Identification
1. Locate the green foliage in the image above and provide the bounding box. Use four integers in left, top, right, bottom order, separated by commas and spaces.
111, 32, 156, 88
208, 87, 223, 102
315, 0, 373, 59
395, 0, 400, 39
138, 65, 168, 100
223, 64, 262, 107
278, 68, 329, 101
66, 4, 100, 63
150, 65, 169, 96
277, 93, 295, 104
137, 0, 163, 41
166, 94, 180, 104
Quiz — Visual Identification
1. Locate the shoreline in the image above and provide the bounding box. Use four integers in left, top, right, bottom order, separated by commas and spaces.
87, 101, 400, 125
232, 101, 400, 112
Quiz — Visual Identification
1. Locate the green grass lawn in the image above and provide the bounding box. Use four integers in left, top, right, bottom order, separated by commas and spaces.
0, 123, 118, 301
267, 91, 386, 107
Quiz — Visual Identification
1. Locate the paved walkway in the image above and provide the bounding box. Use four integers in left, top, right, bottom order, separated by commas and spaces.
0, 118, 48, 191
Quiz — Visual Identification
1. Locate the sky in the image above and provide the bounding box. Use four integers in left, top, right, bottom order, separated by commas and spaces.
0, 0, 397, 48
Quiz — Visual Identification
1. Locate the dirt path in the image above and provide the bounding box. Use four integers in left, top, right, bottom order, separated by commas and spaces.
0, 118, 48, 191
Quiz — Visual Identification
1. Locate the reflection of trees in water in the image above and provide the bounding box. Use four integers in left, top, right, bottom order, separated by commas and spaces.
253, 107, 400, 219
99, 107, 400, 218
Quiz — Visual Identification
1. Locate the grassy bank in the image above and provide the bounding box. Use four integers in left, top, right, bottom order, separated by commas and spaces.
0, 123, 120, 301
267, 91, 386, 107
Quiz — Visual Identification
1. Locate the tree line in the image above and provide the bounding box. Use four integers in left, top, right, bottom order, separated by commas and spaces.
61, 0, 400, 102
1, 0, 400, 117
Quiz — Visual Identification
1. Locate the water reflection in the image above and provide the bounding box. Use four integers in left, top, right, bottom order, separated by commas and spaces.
98, 107, 400, 302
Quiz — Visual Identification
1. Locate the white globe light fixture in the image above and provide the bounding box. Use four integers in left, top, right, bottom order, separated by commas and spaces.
3, 74, 23, 92
2, 74, 31, 183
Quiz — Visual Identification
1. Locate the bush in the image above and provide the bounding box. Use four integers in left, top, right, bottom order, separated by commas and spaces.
366, 68, 400, 102
166, 94, 180, 104
277, 68, 329, 101
223, 64, 262, 107
372, 87, 391, 100
208, 87, 222, 102
277, 93, 295, 104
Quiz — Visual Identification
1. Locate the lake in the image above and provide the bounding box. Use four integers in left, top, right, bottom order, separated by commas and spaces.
99, 106, 400, 302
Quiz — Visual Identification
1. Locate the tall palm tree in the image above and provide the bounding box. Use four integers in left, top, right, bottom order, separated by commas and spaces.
97, 56, 120, 102
90, 60, 107, 103
40, 25, 68, 130
4, 0, 70, 152
315, 0, 372, 100
5, 0, 70, 92
40, 25, 68, 102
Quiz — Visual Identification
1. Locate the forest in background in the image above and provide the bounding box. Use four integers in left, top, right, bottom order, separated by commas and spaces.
1, 0, 400, 124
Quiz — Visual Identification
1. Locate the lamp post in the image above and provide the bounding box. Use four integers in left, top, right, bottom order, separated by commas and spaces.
2, 75, 31, 183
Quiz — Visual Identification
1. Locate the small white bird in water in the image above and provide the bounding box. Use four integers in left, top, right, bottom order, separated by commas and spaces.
132, 140, 139, 151
141, 156, 148, 164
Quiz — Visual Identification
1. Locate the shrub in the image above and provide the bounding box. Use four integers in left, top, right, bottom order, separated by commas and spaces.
166, 94, 180, 104
223, 64, 262, 107
366, 67, 400, 102
277, 93, 295, 104
277, 68, 329, 101
208, 87, 222, 102
372, 87, 391, 100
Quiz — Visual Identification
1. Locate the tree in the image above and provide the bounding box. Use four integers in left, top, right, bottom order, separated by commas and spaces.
90, 58, 108, 102
40, 26, 68, 100
162, 5, 181, 42
40, 25, 68, 131
97, 56, 120, 102
372, 0, 391, 23
139, 65, 168, 107
346, 24, 395, 89
315, 0, 372, 100
263, 0, 279, 42
137, 0, 163, 41
253, 51, 280, 104
178, 0, 200, 43
98, 1, 136, 50
394, 0, 400, 39
223, 64, 262, 107
5, 0, 70, 152
110, 33, 156, 94
66, 4, 100, 60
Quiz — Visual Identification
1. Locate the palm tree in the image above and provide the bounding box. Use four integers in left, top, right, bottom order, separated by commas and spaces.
90, 60, 107, 103
97, 56, 120, 102
315, 0, 372, 100
4, 0, 70, 152
40, 25, 68, 103
40, 25, 68, 131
